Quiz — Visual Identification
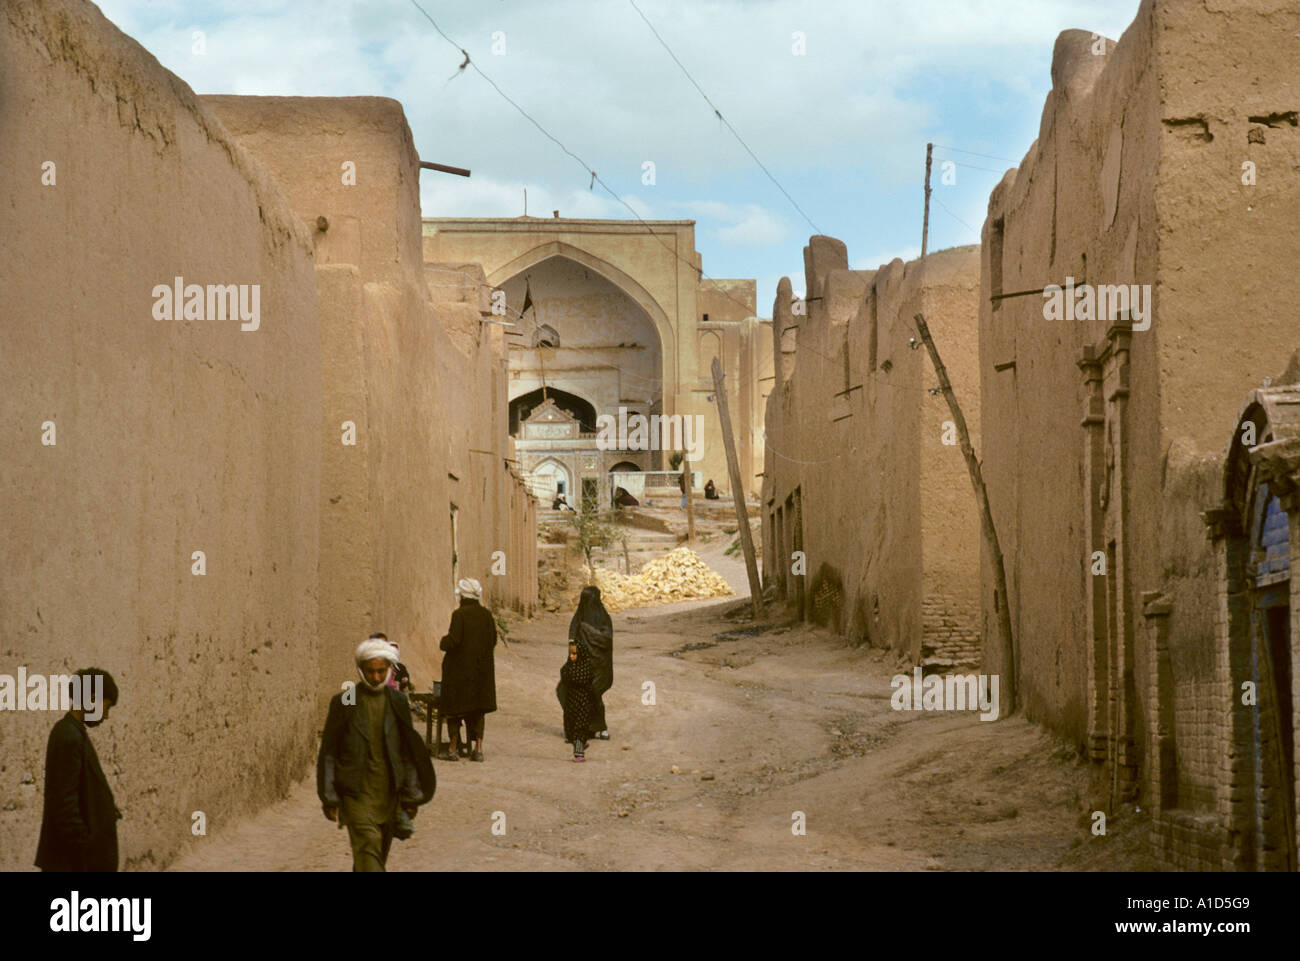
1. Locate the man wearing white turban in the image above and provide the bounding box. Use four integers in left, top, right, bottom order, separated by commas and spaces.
439, 579, 497, 762
316, 638, 436, 870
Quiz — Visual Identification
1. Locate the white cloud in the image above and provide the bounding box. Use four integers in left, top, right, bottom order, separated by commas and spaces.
716, 208, 789, 248
95, 0, 1139, 187
93, 0, 1143, 318
420, 176, 654, 220
676, 201, 789, 248
852, 245, 923, 272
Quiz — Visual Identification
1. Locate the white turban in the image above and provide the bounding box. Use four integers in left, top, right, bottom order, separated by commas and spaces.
456, 578, 483, 600
355, 638, 398, 666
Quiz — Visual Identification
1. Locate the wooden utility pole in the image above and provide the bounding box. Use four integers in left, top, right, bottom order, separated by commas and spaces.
711, 357, 763, 618
921, 143, 933, 260
915, 142, 1016, 712
681, 450, 695, 544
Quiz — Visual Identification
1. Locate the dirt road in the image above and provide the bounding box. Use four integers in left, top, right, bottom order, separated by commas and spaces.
169, 563, 1148, 871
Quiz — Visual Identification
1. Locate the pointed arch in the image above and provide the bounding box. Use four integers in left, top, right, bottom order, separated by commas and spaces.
487, 241, 675, 392
531, 457, 572, 498
1209, 385, 1300, 871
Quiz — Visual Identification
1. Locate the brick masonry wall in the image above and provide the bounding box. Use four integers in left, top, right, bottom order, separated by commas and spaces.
1151, 810, 1224, 871
921, 594, 982, 668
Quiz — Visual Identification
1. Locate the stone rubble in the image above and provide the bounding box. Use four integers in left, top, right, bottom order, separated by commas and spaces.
592, 547, 734, 611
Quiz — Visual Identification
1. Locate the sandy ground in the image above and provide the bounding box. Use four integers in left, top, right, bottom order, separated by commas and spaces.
169, 537, 1152, 872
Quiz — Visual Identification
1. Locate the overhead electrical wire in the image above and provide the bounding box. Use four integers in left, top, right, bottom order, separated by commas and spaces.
627, 0, 824, 237
408, 0, 1006, 469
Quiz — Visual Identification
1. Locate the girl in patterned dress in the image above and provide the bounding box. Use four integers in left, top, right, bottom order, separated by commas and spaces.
560, 639, 595, 761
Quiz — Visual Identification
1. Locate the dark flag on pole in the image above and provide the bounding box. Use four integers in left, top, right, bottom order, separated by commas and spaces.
521, 277, 534, 319
522, 276, 547, 400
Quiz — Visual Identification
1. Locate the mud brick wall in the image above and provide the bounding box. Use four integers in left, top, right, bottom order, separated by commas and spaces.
0, 0, 322, 870
922, 595, 983, 669
762, 239, 981, 663
204, 97, 536, 700
981, 0, 1300, 869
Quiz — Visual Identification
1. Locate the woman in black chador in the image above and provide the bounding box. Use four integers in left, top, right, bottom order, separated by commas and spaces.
557, 585, 613, 759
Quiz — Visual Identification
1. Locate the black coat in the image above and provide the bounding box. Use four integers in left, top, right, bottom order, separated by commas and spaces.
35, 713, 119, 872
317, 686, 435, 808
574, 623, 613, 694
569, 587, 613, 694
439, 599, 498, 717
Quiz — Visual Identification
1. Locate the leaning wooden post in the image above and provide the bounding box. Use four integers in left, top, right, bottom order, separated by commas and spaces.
913, 312, 1017, 713
681, 450, 696, 545
711, 357, 763, 618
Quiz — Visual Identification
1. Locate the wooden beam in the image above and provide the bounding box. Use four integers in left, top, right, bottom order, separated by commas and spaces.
711, 357, 763, 618
681, 452, 695, 545
917, 142, 1016, 712
915, 313, 1017, 713
418, 160, 471, 177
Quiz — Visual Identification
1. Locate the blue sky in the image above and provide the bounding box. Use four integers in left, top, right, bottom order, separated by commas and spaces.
97, 0, 1141, 313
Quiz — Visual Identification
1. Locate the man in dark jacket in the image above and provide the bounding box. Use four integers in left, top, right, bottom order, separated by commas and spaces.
439, 578, 498, 762
35, 668, 120, 872
318, 639, 435, 872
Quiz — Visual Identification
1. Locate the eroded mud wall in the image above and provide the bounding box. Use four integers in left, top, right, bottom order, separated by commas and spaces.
763, 237, 981, 663
1, 1, 322, 870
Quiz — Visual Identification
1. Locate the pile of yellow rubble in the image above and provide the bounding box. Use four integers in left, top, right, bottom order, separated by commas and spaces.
592, 547, 734, 611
